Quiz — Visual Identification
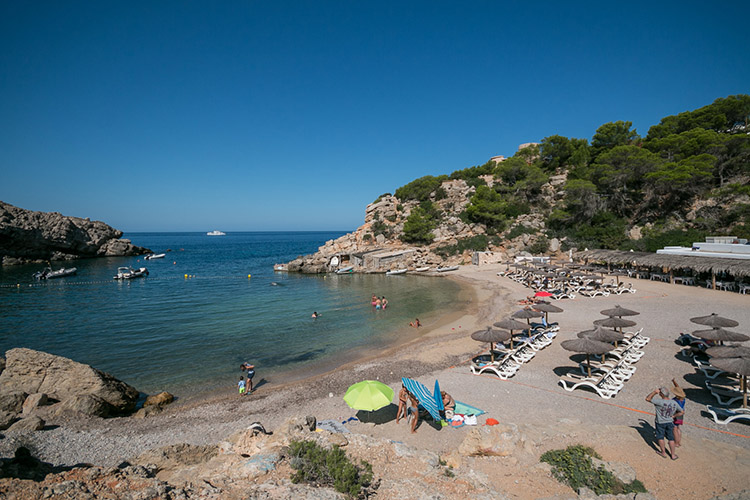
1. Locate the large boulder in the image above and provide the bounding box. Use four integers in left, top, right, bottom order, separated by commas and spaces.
0, 348, 139, 416
6, 416, 45, 432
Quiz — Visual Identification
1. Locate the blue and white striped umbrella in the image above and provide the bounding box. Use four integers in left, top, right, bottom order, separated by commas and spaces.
401, 377, 442, 421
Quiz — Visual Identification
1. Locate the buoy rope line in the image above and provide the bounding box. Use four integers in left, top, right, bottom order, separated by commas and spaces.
0, 275, 260, 288
450, 350, 750, 439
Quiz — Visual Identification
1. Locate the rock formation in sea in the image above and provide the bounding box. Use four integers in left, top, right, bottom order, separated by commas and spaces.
0, 201, 150, 265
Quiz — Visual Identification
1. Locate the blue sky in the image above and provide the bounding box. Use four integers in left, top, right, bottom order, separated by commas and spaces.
2, 1, 748, 232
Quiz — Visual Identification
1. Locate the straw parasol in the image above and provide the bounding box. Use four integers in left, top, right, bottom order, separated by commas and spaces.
532, 302, 563, 323
708, 357, 750, 408
578, 325, 625, 344
600, 305, 640, 318
561, 337, 614, 377
692, 328, 750, 344
493, 318, 528, 348
594, 317, 637, 335
512, 308, 544, 325
471, 327, 512, 362
690, 313, 739, 329
706, 345, 750, 358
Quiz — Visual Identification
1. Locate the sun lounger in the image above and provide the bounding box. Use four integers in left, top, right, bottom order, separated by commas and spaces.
693, 358, 728, 379
706, 406, 750, 425
580, 359, 636, 382
470, 356, 521, 379
705, 381, 748, 406
606, 345, 644, 363
580, 288, 610, 298
558, 371, 623, 399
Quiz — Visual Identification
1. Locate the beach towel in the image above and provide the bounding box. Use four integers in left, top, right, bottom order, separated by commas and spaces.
401, 377, 442, 421
317, 419, 351, 433
447, 401, 485, 428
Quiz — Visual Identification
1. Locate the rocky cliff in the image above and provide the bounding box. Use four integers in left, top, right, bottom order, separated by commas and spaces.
286, 178, 562, 274
0, 201, 150, 265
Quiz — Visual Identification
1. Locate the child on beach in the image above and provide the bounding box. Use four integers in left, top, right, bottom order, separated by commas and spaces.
238, 377, 246, 395
241, 362, 256, 393
672, 378, 686, 447
410, 318, 421, 328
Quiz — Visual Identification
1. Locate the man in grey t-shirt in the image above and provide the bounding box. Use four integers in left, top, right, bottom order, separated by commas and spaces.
646, 387, 684, 459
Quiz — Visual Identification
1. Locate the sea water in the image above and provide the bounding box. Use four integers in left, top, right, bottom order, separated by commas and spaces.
0, 232, 465, 397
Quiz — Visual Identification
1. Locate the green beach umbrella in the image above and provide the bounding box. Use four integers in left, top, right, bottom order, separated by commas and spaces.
343, 380, 394, 412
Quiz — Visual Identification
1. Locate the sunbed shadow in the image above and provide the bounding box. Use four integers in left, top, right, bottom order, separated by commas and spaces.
552, 366, 576, 377
631, 419, 659, 452
356, 403, 398, 425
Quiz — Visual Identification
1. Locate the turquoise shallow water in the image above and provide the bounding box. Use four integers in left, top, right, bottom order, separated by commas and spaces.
0, 232, 463, 397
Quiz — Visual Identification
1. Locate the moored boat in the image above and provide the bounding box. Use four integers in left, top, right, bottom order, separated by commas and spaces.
274, 263, 288, 271
335, 266, 354, 274
436, 265, 459, 272
386, 268, 408, 275
144, 253, 166, 260
33, 267, 77, 280
415, 266, 431, 272
114, 266, 149, 280
207, 230, 226, 236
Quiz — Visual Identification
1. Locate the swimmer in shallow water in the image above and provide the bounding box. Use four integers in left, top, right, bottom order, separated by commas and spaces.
410, 318, 421, 328
311, 311, 319, 318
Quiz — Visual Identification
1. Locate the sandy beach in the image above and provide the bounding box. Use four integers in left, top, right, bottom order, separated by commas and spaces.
2, 264, 750, 499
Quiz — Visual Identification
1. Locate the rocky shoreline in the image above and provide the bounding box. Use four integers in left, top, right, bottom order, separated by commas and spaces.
0, 201, 150, 265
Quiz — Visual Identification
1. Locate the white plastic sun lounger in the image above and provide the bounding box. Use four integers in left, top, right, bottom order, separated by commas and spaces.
558, 372, 623, 399
706, 406, 750, 425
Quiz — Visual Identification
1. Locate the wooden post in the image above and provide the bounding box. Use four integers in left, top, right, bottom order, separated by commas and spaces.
669, 269, 674, 284
712, 271, 716, 290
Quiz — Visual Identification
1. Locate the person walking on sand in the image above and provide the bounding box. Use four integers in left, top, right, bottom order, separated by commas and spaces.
406, 392, 420, 433
646, 387, 683, 460
672, 378, 686, 447
238, 377, 246, 396
241, 362, 256, 393
396, 385, 409, 423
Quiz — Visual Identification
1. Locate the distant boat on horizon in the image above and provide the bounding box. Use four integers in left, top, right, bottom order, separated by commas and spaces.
207, 230, 226, 236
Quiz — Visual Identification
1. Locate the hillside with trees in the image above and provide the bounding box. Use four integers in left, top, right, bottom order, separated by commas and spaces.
289, 95, 750, 272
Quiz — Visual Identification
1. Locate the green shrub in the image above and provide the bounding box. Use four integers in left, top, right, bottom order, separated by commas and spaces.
363, 233, 372, 241
506, 225, 537, 240
435, 235, 493, 256
527, 236, 549, 254
401, 205, 437, 244
395, 175, 449, 202
540, 445, 647, 496
288, 440, 373, 498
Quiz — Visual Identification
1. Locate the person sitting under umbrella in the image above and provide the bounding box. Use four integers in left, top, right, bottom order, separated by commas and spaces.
441, 391, 456, 420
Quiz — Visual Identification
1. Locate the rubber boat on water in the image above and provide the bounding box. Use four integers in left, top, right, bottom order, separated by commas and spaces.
335, 266, 354, 274
114, 267, 149, 280
436, 266, 459, 272
386, 269, 408, 275
32, 267, 77, 280
207, 230, 226, 236
144, 253, 166, 260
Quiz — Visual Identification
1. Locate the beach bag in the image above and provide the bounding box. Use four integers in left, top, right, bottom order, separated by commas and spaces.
464, 415, 478, 426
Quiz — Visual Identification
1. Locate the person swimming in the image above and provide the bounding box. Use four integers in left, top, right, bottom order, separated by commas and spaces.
311, 311, 319, 318
410, 318, 421, 328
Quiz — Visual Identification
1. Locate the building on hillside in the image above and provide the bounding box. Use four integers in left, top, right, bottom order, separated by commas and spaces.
490, 155, 506, 164
656, 236, 750, 260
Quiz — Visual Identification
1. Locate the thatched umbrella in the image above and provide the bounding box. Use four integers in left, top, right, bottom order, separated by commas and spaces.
594, 317, 637, 337
579, 324, 625, 347
533, 302, 563, 323
692, 328, 750, 345
561, 337, 614, 377
706, 345, 750, 358
708, 356, 750, 408
600, 305, 640, 318
512, 308, 544, 325
493, 317, 529, 348
471, 327, 512, 362
690, 313, 739, 329
609, 271, 628, 285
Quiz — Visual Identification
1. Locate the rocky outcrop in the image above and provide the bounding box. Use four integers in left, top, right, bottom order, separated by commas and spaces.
0, 201, 150, 265
285, 178, 562, 273
0, 348, 140, 417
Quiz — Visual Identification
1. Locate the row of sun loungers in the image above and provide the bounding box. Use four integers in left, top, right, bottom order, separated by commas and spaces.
685, 348, 749, 426
470, 327, 558, 379
558, 330, 649, 399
